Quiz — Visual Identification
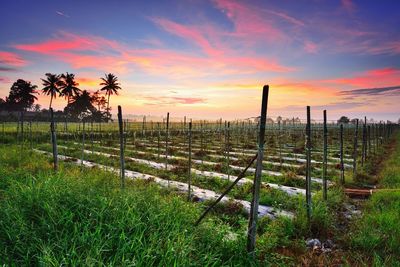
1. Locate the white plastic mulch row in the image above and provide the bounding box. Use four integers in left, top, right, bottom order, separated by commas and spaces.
34, 149, 294, 219
127, 141, 353, 169
75, 148, 308, 196
70, 142, 331, 185
135, 139, 354, 160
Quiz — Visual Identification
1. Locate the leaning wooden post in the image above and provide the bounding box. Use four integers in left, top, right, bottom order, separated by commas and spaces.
188, 121, 192, 200
50, 108, 58, 171
352, 119, 359, 177
340, 124, 345, 184
118, 106, 125, 189
305, 106, 312, 221
247, 85, 269, 254
322, 110, 328, 201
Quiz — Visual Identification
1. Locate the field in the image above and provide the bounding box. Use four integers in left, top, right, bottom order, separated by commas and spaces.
0, 118, 399, 266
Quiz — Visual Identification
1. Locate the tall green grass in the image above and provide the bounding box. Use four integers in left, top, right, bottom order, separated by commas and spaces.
349, 132, 400, 265
0, 146, 256, 266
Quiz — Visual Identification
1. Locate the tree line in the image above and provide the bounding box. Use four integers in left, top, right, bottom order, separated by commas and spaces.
0, 73, 121, 122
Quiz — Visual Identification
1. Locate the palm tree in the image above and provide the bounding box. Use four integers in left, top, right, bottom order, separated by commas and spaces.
41, 73, 62, 109
60, 72, 81, 104
100, 73, 122, 119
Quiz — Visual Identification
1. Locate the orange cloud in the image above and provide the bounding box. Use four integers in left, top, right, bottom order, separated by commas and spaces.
76, 77, 100, 88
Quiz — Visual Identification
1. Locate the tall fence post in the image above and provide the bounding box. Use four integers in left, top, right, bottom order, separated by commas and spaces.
322, 110, 328, 201
340, 124, 345, 184
247, 85, 269, 254
81, 121, 86, 166
353, 119, 359, 177
165, 112, 170, 184
50, 108, 58, 171
305, 106, 312, 221
188, 121, 192, 200
361, 119, 366, 167
118, 106, 125, 189
226, 122, 231, 180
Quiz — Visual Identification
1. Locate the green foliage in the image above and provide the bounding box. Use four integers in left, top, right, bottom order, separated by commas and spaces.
0, 146, 260, 266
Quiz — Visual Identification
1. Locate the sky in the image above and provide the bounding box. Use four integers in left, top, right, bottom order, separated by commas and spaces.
0, 0, 399, 122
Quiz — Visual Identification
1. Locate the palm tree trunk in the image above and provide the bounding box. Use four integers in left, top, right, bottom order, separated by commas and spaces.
107, 92, 111, 120
49, 94, 53, 110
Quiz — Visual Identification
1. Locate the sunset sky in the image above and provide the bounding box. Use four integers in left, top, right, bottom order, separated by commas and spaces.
0, 0, 399, 121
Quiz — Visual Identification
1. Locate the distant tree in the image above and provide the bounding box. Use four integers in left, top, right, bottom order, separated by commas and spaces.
100, 73, 121, 120
350, 118, 359, 124
338, 116, 350, 124
266, 117, 274, 124
60, 72, 81, 105
33, 103, 41, 112
0, 98, 5, 111
64, 90, 96, 120
6, 79, 38, 112
92, 90, 107, 111
41, 73, 63, 109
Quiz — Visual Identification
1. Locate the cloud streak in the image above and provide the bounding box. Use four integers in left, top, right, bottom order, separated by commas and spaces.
340, 85, 400, 96
0, 51, 27, 67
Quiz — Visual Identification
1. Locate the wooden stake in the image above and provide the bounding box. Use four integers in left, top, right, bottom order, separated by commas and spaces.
305, 106, 312, 221
322, 110, 328, 201
165, 112, 170, 184
247, 85, 269, 254
118, 106, 125, 189
352, 119, 359, 176
81, 121, 85, 166
340, 124, 345, 184
188, 121, 192, 200
50, 108, 58, 171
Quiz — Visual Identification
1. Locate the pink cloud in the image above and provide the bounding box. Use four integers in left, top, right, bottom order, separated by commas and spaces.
151, 17, 222, 56
0, 77, 11, 83
266, 10, 305, 27
213, 0, 288, 43
14, 31, 293, 77
323, 67, 400, 88
0, 51, 27, 67
141, 95, 206, 106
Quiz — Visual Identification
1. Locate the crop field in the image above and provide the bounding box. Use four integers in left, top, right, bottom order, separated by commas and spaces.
1, 111, 399, 265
